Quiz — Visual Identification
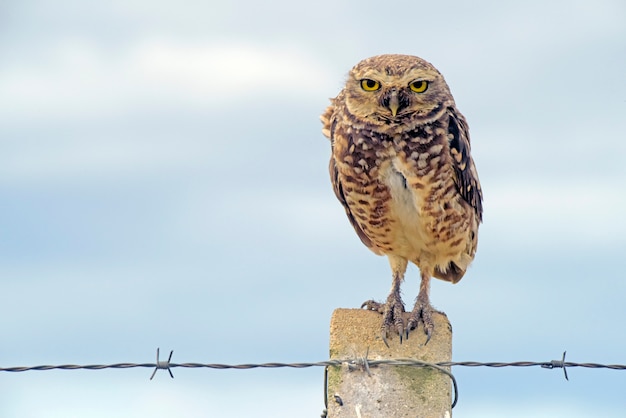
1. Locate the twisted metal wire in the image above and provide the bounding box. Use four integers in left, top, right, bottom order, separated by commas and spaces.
3, 348, 624, 413
0, 359, 459, 372
5, 360, 624, 373
3, 350, 624, 374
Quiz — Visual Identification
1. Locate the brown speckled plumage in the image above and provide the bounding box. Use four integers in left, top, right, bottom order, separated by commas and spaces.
321, 54, 482, 344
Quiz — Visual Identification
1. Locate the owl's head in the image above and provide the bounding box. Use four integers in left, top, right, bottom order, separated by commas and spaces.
343, 54, 454, 124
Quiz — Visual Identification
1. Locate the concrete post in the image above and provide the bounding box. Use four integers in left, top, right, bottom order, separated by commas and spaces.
326, 308, 453, 418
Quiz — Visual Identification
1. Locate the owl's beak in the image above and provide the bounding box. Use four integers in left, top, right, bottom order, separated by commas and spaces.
388, 92, 400, 117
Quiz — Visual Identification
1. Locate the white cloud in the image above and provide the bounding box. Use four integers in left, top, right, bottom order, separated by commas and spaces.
132, 41, 332, 102
483, 179, 626, 250
174, 187, 348, 246
0, 38, 334, 184
0, 39, 333, 122
0, 137, 189, 185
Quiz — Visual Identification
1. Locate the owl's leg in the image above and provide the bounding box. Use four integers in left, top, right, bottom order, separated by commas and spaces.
406, 269, 444, 344
361, 256, 408, 347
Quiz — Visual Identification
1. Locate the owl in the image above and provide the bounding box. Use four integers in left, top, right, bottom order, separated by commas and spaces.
321, 54, 482, 345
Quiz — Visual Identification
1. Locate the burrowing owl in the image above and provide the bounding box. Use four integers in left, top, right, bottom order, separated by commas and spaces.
321, 54, 483, 345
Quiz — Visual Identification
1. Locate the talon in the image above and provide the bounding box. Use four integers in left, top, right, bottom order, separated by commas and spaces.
396, 323, 404, 344
381, 332, 390, 348
362, 291, 406, 346
407, 296, 440, 344
406, 317, 417, 333
424, 328, 432, 346
361, 300, 383, 313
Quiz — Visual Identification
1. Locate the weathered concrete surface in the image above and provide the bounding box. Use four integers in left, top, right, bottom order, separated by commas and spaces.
327, 308, 452, 418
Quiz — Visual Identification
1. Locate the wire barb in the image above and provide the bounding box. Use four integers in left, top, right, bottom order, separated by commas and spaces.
150, 348, 174, 380
541, 351, 568, 381
345, 347, 372, 376
361, 347, 371, 376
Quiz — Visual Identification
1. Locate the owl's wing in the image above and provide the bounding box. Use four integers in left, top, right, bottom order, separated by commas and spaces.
447, 109, 483, 222
329, 157, 376, 251
432, 109, 483, 283
322, 102, 379, 253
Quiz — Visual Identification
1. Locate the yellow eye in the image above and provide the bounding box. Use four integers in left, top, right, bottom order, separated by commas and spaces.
360, 79, 380, 91
409, 80, 429, 93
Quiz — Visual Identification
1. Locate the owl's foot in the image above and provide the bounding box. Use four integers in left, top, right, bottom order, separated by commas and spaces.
406, 294, 445, 345
361, 291, 406, 347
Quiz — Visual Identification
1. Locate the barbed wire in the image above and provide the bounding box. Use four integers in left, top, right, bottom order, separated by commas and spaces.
2, 348, 624, 413
4, 348, 624, 375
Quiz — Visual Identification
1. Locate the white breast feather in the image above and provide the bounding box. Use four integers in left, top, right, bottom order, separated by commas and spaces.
380, 160, 429, 257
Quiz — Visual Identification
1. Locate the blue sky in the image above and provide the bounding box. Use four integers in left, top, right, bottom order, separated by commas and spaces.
1, 0, 625, 416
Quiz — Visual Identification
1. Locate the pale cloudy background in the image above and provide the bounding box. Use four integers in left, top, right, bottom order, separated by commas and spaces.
1, 0, 625, 417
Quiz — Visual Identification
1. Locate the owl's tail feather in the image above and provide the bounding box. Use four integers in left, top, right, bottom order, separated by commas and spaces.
434, 262, 465, 284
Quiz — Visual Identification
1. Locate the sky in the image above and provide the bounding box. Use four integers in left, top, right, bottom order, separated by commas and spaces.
1, 0, 625, 416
